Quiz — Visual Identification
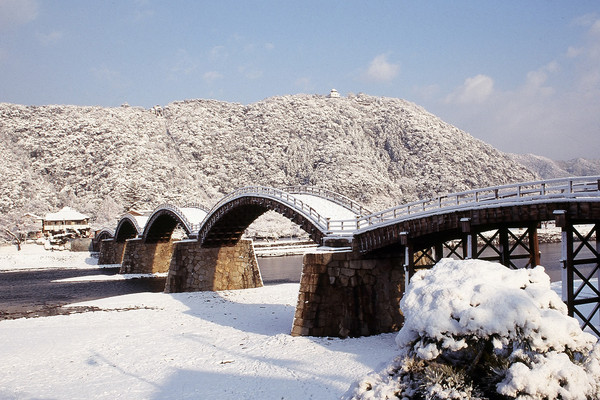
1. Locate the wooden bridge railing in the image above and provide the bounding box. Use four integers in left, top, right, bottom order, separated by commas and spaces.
205, 186, 336, 233
347, 176, 600, 233
133, 177, 600, 239
284, 186, 372, 216
183, 203, 210, 213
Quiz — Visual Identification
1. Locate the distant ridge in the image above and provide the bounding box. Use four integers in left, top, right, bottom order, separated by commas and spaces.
1, 93, 538, 230
509, 153, 600, 180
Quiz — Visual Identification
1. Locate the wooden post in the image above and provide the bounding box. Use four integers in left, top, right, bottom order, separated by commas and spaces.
499, 226, 510, 267
596, 222, 600, 328
460, 218, 475, 259
400, 232, 413, 293
554, 210, 573, 315
528, 223, 541, 267
434, 242, 444, 262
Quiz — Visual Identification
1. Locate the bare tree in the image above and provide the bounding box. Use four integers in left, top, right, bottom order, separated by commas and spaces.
3, 229, 22, 251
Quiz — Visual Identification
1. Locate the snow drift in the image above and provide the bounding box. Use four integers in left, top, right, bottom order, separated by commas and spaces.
347, 259, 600, 400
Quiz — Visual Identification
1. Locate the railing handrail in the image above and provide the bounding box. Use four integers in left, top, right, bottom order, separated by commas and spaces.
120, 177, 600, 240
145, 203, 196, 236
352, 176, 600, 233
283, 186, 372, 216
182, 203, 210, 213
202, 186, 335, 233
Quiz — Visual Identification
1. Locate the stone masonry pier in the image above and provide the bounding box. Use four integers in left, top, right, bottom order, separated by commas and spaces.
97, 239, 126, 265
291, 249, 405, 337
120, 239, 175, 274
165, 239, 262, 293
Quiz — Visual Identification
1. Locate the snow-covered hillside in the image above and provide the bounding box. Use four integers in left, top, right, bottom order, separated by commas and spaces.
510, 153, 600, 180
1, 94, 537, 235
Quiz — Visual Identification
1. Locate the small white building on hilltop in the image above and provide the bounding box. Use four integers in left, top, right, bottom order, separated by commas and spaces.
328, 89, 341, 98
42, 207, 91, 237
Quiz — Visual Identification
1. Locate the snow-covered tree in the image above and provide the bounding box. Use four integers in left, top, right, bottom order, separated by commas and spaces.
347, 259, 600, 400
0, 94, 544, 241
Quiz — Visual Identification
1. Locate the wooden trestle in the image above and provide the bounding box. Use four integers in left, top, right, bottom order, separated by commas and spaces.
554, 211, 600, 336
390, 208, 599, 336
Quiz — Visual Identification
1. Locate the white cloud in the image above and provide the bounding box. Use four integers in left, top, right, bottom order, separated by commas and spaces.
522, 62, 558, 96
428, 22, 600, 160
0, 0, 38, 31
36, 30, 63, 46
91, 66, 130, 90
445, 74, 494, 104
573, 13, 598, 27
203, 71, 223, 83
566, 46, 583, 58
237, 65, 262, 80
209, 46, 227, 62
591, 19, 600, 36
365, 54, 399, 82
169, 49, 198, 78
133, 0, 154, 21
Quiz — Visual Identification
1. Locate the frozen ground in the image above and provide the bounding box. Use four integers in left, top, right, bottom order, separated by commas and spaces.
0, 245, 397, 400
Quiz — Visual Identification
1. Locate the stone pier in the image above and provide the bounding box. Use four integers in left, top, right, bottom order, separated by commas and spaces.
120, 239, 175, 274
98, 239, 127, 265
291, 249, 405, 338
165, 239, 262, 293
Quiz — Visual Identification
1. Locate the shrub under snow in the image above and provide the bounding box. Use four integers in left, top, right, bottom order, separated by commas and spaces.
346, 258, 600, 400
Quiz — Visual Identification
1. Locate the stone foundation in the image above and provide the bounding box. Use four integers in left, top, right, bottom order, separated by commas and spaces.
165, 239, 263, 293
120, 239, 175, 274
98, 239, 127, 265
292, 249, 405, 338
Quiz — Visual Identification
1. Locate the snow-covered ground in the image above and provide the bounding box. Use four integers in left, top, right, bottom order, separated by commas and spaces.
0, 243, 99, 271
0, 245, 397, 399
1, 244, 598, 399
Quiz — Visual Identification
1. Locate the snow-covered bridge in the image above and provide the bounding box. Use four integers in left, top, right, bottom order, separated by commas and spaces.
197, 186, 368, 246
98, 177, 600, 337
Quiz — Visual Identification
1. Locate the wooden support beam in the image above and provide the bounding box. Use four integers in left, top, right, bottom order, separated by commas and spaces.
434, 242, 443, 262
459, 218, 475, 259
499, 226, 510, 268
401, 232, 413, 293
528, 223, 541, 267
555, 210, 574, 315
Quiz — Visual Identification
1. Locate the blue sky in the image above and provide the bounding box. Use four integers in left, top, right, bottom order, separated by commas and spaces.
1, 0, 599, 160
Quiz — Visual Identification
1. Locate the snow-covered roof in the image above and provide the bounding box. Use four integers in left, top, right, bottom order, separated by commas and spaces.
44, 207, 90, 221
23, 213, 43, 220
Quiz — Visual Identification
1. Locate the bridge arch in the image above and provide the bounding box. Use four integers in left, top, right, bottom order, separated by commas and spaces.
142, 204, 208, 242
94, 228, 114, 242
114, 214, 146, 242
92, 228, 114, 252
197, 186, 363, 247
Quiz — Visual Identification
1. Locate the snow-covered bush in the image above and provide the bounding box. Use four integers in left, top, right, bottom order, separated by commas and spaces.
347, 258, 600, 400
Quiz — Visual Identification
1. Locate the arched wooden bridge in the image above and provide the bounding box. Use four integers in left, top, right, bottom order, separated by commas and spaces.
97, 177, 600, 337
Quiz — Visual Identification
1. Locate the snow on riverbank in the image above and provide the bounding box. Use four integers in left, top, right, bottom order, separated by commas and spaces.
0, 245, 397, 400
0, 243, 100, 271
